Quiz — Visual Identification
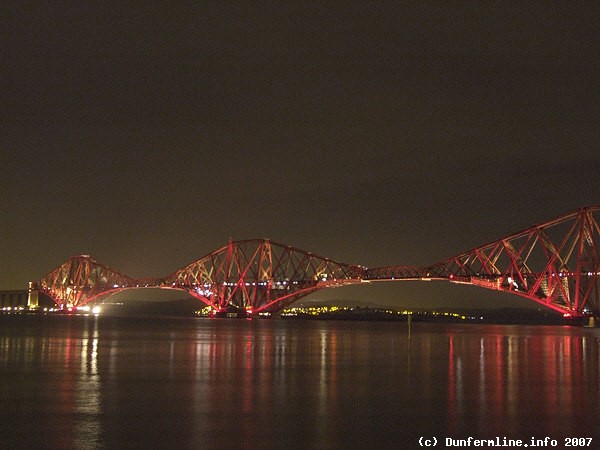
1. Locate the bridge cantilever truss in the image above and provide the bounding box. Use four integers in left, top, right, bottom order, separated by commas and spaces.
34, 240, 364, 314
162, 239, 363, 314
35, 255, 138, 310
420, 206, 600, 316
33, 206, 600, 317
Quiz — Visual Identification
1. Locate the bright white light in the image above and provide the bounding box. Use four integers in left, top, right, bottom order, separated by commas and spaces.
92, 306, 101, 314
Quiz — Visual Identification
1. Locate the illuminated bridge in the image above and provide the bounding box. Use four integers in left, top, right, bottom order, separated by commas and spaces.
31, 206, 599, 318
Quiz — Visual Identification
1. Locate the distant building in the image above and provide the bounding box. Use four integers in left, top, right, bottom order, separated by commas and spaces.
0, 284, 55, 309
0, 290, 30, 308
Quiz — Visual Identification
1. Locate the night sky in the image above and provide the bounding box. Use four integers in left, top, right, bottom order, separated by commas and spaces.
2, 2, 599, 310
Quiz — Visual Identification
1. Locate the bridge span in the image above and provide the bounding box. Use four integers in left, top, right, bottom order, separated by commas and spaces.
32, 206, 599, 318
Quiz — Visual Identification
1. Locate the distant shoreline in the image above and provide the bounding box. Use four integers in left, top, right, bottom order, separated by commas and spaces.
0, 304, 586, 326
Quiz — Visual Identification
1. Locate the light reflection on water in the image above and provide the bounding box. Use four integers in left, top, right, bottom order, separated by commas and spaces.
0, 316, 599, 448
75, 319, 101, 449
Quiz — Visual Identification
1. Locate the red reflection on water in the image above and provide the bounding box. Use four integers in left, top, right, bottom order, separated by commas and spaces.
445, 326, 598, 438
447, 334, 457, 432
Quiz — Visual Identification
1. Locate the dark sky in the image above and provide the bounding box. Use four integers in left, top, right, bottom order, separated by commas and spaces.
2, 2, 599, 310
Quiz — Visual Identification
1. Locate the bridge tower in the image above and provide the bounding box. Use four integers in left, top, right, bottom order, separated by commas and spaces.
33, 255, 138, 310
422, 206, 600, 318
164, 239, 363, 315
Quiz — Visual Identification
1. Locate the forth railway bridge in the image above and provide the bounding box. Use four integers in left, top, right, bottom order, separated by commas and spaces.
29, 206, 600, 320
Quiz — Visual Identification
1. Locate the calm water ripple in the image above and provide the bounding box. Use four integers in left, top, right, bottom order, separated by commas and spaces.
1, 315, 599, 449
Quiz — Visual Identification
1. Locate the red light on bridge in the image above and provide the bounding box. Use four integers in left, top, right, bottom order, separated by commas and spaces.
31, 207, 600, 318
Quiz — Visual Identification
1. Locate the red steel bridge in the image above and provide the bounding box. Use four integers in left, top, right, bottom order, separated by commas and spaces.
32, 206, 600, 318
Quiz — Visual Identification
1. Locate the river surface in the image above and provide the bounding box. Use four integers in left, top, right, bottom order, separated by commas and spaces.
1, 314, 599, 449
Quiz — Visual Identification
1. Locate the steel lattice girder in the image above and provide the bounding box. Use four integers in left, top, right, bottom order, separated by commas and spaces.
363, 265, 426, 280
163, 239, 363, 312
33, 255, 137, 309
31, 206, 599, 317
424, 206, 600, 316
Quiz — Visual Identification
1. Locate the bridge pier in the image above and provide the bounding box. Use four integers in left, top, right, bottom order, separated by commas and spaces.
210, 307, 254, 318
584, 316, 599, 328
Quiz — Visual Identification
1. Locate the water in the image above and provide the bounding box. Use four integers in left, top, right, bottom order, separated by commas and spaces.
1, 315, 599, 449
